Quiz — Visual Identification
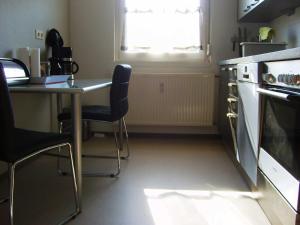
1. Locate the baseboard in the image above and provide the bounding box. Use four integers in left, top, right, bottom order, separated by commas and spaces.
91, 123, 219, 135
127, 125, 219, 134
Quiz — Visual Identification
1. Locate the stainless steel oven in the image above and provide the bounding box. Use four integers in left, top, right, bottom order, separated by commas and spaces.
257, 59, 300, 225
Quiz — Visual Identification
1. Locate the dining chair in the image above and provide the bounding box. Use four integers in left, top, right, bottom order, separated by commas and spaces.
57, 64, 132, 177
0, 63, 79, 225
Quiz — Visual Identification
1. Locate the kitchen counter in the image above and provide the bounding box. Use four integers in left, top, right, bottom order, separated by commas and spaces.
219, 46, 300, 225
219, 47, 300, 65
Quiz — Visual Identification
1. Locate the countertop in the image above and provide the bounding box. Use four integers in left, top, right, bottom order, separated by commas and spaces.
219, 47, 300, 65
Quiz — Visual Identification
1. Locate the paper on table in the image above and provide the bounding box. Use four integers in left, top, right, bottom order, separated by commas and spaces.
29, 75, 71, 84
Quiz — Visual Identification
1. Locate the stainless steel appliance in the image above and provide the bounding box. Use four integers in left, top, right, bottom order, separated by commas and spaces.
237, 63, 262, 186
257, 59, 300, 225
0, 58, 30, 85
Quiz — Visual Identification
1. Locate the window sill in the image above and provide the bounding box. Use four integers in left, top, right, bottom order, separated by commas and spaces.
116, 52, 208, 62
114, 59, 215, 74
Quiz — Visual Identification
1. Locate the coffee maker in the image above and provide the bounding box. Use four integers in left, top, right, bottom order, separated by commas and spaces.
50, 46, 79, 76
46, 29, 79, 78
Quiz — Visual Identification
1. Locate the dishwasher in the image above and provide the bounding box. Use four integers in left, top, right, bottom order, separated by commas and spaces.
236, 63, 263, 186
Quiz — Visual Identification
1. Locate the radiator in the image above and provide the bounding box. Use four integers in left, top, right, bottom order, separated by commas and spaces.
126, 74, 215, 126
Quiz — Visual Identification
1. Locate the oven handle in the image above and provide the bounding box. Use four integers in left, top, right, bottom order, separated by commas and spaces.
226, 112, 240, 162
257, 88, 289, 100
257, 87, 300, 102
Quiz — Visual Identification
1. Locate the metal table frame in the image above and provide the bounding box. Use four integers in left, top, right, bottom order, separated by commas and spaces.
9, 79, 112, 211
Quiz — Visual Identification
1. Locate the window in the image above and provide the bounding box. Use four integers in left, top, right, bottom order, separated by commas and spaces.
115, 0, 210, 62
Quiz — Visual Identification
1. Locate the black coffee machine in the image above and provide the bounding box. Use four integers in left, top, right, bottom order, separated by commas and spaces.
46, 29, 79, 77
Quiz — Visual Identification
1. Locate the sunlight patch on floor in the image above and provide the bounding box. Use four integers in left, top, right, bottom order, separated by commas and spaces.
144, 189, 269, 225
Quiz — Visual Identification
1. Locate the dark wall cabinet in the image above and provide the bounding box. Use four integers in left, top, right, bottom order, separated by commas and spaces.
238, 0, 300, 22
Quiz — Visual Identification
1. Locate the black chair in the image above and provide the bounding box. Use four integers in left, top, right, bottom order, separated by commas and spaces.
57, 64, 132, 177
0, 63, 79, 225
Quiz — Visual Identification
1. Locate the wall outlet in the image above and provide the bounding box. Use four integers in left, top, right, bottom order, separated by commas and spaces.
35, 29, 44, 40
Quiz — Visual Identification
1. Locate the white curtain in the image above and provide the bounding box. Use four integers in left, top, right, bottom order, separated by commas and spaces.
120, 0, 210, 54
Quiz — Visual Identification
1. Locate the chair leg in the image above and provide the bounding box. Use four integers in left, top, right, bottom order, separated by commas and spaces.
59, 120, 122, 178
79, 119, 129, 160
112, 125, 121, 177
121, 117, 130, 159
9, 163, 16, 225
48, 144, 80, 224
68, 147, 80, 215
80, 124, 121, 178
0, 163, 9, 204
57, 122, 64, 175
118, 119, 123, 151
43, 123, 68, 172
8, 144, 79, 225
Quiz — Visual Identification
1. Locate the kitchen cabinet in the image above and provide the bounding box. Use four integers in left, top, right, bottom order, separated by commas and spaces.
238, 0, 300, 22
218, 65, 237, 159
238, 0, 262, 21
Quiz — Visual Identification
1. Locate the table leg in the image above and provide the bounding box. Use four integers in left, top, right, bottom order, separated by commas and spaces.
71, 93, 82, 211
56, 94, 63, 132
56, 93, 63, 114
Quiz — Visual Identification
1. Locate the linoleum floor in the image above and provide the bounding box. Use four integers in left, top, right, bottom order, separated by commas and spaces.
0, 136, 271, 225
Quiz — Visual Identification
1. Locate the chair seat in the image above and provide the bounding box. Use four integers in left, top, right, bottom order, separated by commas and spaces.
1, 128, 70, 163
58, 105, 114, 122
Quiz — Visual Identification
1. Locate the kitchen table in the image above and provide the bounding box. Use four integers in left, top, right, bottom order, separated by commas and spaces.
9, 79, 112, 212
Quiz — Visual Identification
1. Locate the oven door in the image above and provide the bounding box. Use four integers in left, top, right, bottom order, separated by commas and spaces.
257, 87, 300, 212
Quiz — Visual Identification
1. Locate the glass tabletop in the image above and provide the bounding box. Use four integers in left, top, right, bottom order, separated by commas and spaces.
9, 79, 112, 94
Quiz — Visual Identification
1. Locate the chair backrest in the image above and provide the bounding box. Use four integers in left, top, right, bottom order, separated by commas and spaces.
0, 63, 15, 160
110, 64, 132, 121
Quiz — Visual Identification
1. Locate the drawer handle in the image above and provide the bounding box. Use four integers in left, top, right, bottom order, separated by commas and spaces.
227, 112, 238, 118
221, 67, 236, 71
227, 98, 237, 103
228, 68, 237, 71
228, 82, 237, 87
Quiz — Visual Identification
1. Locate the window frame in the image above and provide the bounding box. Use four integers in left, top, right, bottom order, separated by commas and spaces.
114, 0, 211, 64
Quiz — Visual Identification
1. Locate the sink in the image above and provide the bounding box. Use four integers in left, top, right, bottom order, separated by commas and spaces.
240, 42, 287, 56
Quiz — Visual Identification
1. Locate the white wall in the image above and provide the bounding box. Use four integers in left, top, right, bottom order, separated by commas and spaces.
210, 0, 239, 65
70, 0, 265, 74
0, 0, 70, 59
211, 2, 266, 61
271, 7, 300, 48
70, 0, 115, 105
0, 0, 70, 172
70, 0, 230, 74
70, 0, 261, 102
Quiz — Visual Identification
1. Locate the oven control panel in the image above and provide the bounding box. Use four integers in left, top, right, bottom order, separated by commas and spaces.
277, 74, 300, 85
263, 60, 300, 89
